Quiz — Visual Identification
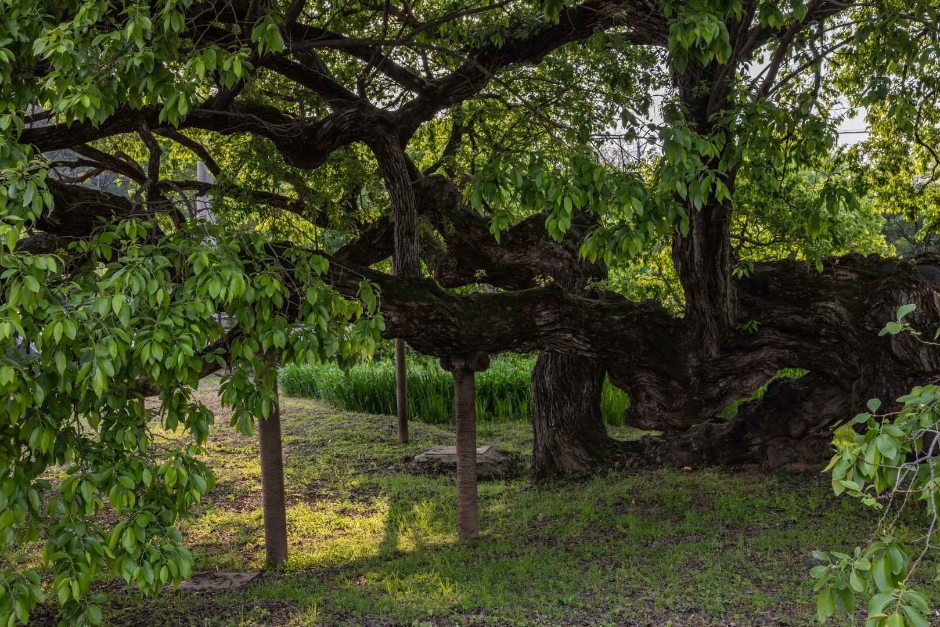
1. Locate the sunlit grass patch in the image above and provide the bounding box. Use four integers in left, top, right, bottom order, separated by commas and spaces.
24, 379, 939, 626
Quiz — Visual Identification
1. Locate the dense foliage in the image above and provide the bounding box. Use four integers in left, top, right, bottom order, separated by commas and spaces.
1, 0, 940, 623
813, 306, 940, 627
0, 216, 383, 625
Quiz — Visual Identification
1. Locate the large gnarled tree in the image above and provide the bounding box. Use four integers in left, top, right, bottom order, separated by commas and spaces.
3, 0, 940, 622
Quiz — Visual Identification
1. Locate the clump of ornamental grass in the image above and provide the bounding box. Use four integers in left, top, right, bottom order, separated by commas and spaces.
280, 353, 630, 425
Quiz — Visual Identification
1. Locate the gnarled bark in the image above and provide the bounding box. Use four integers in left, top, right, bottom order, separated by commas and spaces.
619, 256, 940, 469
671, 199, 736, 354
532, 352, 615, 477
32, 168, 940, 473
337, 253, 940, 470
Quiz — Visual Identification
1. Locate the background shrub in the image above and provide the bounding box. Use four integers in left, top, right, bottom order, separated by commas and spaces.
280, 354, 631, 426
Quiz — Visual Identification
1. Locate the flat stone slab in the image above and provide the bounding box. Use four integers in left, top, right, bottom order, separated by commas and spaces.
414, 445, 511, 478
177, 571, 260, 592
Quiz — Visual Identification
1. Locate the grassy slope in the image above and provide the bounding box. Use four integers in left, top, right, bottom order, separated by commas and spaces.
50, 379, 937, 626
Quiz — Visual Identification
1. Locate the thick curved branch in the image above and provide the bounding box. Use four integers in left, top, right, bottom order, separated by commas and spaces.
72, 145, 146, 182
25, 102, 295, 154
283, 24, 437, 95
324, 256, 676, 358
22, 102, 377, 171
369, 132, 421, 277
413, 175, 603, 291
38, 180, 139, 238
263, 56, 361, 108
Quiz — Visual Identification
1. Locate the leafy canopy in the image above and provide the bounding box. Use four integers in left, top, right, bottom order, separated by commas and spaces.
1, 0, 940, 625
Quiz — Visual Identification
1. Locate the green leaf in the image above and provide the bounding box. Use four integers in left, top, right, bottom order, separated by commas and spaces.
94, 297, 110, 316
837, 587, 854, 615
884, 612, 904, 627
897, 304, 916, 320
876, 434, 899, 460
902, 605, 929, 627
81, 480, 94, 505
86, 604, 103, 625
873, 555, 894, 592
122, 527, 137, 553
881, 321, 904, 336
54, 351, 67, 375
816, 588, 836, 623
14, 597, 28, 623
849, 569, 864, 592
869, 592, 896, 615
23, 274, 40, 292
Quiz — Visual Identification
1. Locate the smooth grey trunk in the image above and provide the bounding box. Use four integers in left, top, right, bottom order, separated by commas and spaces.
395, 338, 409, 444
259, 380, 288, 567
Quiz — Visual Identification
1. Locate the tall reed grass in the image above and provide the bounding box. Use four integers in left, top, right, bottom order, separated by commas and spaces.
279, 354, 631, 426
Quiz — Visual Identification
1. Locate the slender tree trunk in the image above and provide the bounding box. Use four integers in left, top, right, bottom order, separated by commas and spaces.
453, 365, 479, 540
532, 352, 615, 478
259, 379, 288, 567
442, 352, 489, 540
395, 338, 409, 443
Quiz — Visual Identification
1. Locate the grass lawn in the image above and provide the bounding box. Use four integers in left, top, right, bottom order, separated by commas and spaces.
29, 377, 940, 626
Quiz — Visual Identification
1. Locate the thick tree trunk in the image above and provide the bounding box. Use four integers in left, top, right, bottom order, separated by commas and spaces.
453, 365, 479, 540
671, 199, 736, 352
532, 352, 615, 478
395, 338, 409, 444
671, 61, 739, 354
631, 369, 934, 470
259, 380, 288, 567
372, 132, 419, 447
623, 257, 940, 469
631, 373, 844, 469
370, 132, 420, 278
50, 163, 940, 474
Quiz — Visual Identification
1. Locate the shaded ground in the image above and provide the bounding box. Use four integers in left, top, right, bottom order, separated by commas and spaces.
28, 377, 940, 625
